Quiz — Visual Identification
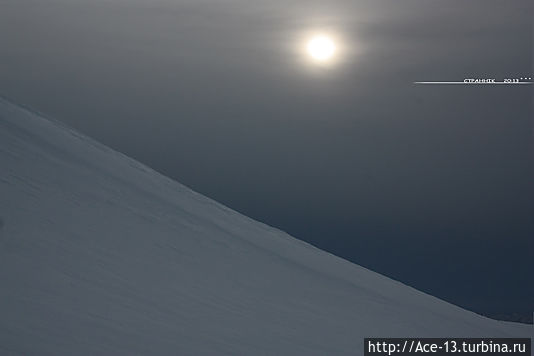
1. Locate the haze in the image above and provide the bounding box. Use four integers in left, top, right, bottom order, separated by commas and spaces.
1, 0, 532, 320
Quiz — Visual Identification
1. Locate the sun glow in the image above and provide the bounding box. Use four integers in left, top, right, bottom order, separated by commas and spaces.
306, 35, 336, 62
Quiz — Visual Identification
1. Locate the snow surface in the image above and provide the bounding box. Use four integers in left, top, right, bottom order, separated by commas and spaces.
0, 98, 530, 355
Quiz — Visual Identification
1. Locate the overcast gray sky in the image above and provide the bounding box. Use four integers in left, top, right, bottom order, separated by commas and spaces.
1, 0, 533, 320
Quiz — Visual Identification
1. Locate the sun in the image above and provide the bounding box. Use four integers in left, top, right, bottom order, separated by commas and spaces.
306, 35, 336, 62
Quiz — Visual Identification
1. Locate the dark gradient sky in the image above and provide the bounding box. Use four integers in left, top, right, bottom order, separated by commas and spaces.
1, 0, 533, 319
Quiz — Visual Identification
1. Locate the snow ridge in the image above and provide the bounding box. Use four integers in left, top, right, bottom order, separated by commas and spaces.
0, 98, 530, 355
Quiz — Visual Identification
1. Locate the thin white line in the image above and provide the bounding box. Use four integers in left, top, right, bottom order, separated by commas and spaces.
414, 81, 533, 85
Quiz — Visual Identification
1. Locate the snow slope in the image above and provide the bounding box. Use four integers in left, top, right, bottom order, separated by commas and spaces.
0, 98, 530, 355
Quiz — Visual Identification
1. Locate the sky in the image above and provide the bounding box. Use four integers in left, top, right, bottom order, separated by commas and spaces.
1, 0, 533, 320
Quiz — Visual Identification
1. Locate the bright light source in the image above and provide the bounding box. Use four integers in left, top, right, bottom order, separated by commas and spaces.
306, 35, 336, 62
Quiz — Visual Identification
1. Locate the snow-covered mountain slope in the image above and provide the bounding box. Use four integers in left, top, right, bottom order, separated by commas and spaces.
0, 97, 530, 355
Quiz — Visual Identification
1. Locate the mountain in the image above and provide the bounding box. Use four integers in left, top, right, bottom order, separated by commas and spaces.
0, 98, 530, 355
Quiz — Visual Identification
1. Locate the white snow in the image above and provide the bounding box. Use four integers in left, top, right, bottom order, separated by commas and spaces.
0, 98, 530, 355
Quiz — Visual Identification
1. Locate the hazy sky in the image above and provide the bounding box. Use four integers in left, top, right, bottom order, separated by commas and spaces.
1, 0, 533, 319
